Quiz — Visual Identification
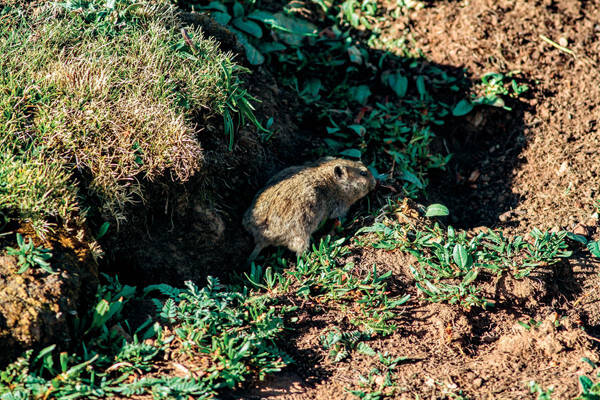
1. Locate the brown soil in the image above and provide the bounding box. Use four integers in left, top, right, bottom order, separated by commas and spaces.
417, 0, 600, 233
0, 226, 98, 366
228, 0, 600, 399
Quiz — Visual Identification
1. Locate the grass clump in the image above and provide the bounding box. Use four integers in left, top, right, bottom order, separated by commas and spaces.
0, 0, 257, 233
0, 150, 78, 235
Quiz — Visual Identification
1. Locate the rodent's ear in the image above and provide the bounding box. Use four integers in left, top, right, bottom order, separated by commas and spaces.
334, 165, 346, 179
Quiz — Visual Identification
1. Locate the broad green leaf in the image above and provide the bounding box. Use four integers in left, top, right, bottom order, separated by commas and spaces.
17, 263, 29, 274
400, 170, 424, 189
348, 124, 365, 136
266, 12, 317, 45
453, 244, 470, 269
258, 42, 287, 53
212, 11, 232, 25
452, 99, 473, 116
416, 75, 426, 98
232, 2, 245, 17
588, 241, 600, 257
425, 203, 449, 217
463, 268, 478, 285
566, 231, 587, 244
579, 375, 594, 393
247, 10, 277, 24
232, 18, 263, 38
349, 85, 371, 105
301, 78, 321, 98
339, 148, 362, 158
230, 28, 264, 65
384, 72, 408, 98
272, 12, 317, 35
16, 232, 24, 247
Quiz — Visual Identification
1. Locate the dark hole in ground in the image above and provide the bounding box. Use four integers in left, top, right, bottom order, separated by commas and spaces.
427, 95, 533, 230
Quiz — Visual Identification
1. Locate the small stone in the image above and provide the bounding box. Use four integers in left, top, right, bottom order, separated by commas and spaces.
473, 378, 483, 389
557, 161, 568, 176
558, 37, 569, 47
499, 210, 513, 222
573, 223, 590, 237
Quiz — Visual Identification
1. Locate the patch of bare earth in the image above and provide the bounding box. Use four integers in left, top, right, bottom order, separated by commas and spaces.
407, 0, 600, 235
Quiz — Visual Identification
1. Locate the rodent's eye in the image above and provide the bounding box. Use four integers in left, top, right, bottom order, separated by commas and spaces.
360, 170, 368, 177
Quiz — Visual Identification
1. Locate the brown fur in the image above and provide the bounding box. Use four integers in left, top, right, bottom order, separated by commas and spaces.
243, 158, 377, 260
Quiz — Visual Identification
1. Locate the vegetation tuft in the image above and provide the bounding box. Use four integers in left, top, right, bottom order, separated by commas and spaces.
0, 0, 258, 234
357, 199, 572, 308
0, 275, 290, 399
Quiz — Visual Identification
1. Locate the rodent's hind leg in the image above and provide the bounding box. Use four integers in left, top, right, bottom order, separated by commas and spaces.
288, 236, 310, 258
247, 243, 265, 263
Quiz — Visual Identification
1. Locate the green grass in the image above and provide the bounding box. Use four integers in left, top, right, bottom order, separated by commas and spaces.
270, 15, 458, 195
0, 233, 412, 399
0, 0, 258, 234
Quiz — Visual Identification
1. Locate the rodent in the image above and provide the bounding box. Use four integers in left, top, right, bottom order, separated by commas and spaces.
243, 157, 377, 261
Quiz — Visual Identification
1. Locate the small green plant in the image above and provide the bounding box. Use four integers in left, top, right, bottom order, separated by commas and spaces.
566, 230, 600, 258
347, 351, 407, 399
248, 236, 410, 334
320, 328, 373, 362
453, 71, 529, 115
146, 277, 292, 386
577, 375, 600, 399
5, 233, 54, 274
0, 274, 293, 399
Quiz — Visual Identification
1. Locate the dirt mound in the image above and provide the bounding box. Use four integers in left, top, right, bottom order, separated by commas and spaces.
0, 231, 97, 366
